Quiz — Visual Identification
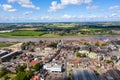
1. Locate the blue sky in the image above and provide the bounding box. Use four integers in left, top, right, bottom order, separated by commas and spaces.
0, 0, 120, 22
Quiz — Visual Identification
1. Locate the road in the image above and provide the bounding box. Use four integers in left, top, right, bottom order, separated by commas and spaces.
47, 48, 61, 62
63, 51, 68, 80
0, 35, 120, 42
71, 68, 99, 80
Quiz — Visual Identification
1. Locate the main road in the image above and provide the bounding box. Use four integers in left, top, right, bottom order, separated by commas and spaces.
0, 35, 120, 42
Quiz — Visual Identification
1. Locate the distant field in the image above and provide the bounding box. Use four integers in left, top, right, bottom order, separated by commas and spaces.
0, 28, 116, 38
0, 30, 45, 38
19, 28, 38, 30
0, 42, 18, 47
55, 24, 77, 28
80, 28, 103, 31
41, 34, 60, 37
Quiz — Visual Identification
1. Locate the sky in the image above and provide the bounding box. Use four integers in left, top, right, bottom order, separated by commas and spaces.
0, 0, 120, 23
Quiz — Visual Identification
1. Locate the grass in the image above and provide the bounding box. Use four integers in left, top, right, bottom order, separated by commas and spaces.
0, 30, 45, 38
1, 73, 16, 80
80, 28, 103, 31
0, 42, 18, 47
55, 24, 76, 28
18, 28, 38, 30
41, 34, 60, 37
0, 28, 115, 38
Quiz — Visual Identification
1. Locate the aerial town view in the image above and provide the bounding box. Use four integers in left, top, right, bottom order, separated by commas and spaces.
0, 0, 120, 80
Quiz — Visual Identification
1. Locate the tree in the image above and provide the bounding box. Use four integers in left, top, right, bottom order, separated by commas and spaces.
82, 54, 86, 57
34, 63, 43, 71
21, 43, 26, 50
17, 66, 25, 72
76, 47, 80, 50
29, 48, 34, 52
26, 71, 33, 79
39, 40, 43, 44
94, 70, 99, 76
84, 42, 89, 45
76, 52, 81, 57
95, 42, 99, 46
101, 43, 107, 46
0, 68, 7, 78
105, 60, 113, 63
48, 42, 57, 48
76, 52, 86, 57
15, 72, 28, 80
4, 75, 10, 80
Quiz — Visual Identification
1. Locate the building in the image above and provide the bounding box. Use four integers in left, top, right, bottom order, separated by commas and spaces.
98, 55, 103, 61
43, 62, 62, 72
79, 50, 89, 54
0, 50, 8, 57
106, 76, 114, 80
71, 68, 99, 80
0, 51, 22, 62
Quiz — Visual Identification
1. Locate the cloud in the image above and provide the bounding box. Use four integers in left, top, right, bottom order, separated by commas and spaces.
61, 0, 92, 5
109, 13, 119, 17
8, 0, 40, 10
86, 5, 98, 10
41, 16, 51, 20
23, 11, 33, 15
109, 5, 120, 10
48, 1, 64, 12
62, 14, 76, 19
48, 0, 92, 12
1, 4, 17, 12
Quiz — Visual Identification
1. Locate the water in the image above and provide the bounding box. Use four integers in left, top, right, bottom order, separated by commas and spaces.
0, 36, 120, 42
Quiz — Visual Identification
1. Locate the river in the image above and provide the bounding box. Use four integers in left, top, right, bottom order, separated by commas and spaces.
0, 36, 120, 42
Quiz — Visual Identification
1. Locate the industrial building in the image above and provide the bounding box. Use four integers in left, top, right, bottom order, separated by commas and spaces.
71, 68, 99, 80
43, 62, 63, 72
0, 50, 8, 57
0, 51, 22, 62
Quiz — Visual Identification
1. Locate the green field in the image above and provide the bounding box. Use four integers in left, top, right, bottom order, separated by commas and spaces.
56, 24, 76, 28
0, 30, 79, 38
0, 30, 46, 38
41, 34, 60, 37
0, 42, 18, 47
80, 28, 103, 31
0, 28, 116, 38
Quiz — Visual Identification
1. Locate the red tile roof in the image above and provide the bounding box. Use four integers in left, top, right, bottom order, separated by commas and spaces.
30, 60, 39, 66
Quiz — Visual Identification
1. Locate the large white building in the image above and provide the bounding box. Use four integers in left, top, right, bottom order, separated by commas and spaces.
43, 62, 62, 72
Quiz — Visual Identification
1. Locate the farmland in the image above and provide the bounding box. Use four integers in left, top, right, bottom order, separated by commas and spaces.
0, 22, 120, 38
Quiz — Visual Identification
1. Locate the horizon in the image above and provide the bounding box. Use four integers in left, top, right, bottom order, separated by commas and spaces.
0, 21, 120, 24
0, 0, 120, 22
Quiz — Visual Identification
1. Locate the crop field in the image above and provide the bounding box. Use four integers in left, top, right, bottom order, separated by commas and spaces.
0, 30, 45, 38
55, 24, 77, 28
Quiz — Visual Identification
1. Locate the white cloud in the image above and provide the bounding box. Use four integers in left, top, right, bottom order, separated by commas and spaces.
1, 4, 17, 12
48, 1, 64, 12
23, 11, 33, 15
61, 0, 83, 5
86, 5, 98, 10
48, 0, 92, 12
41, 16, 51, 20
109, 5, 120, 10
61, 0, 92, 5
109, 13, 119, 17
62, 14, 76, 19
84, 0, 92, 4
8, 0, 40, 10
